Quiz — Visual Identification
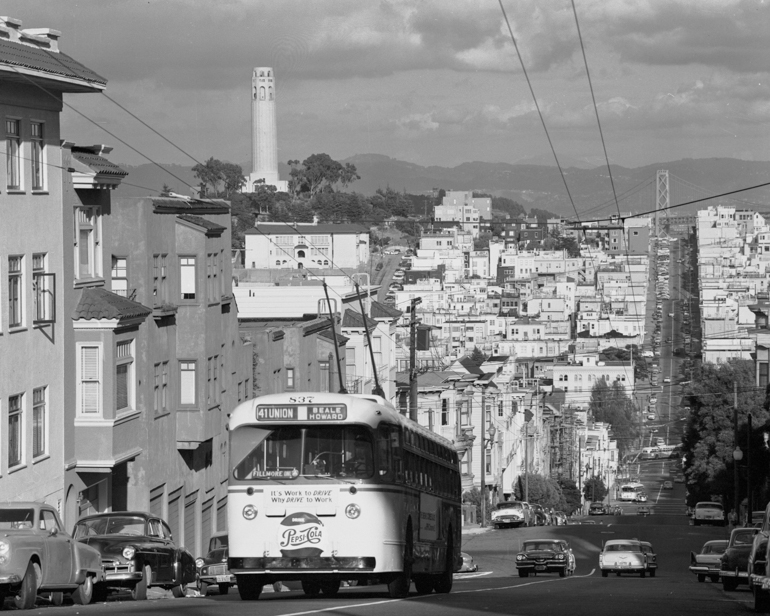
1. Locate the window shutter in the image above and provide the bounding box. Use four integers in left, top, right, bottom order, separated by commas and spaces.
81, 346, 100, 413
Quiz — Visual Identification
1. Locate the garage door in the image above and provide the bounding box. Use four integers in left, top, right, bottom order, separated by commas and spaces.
217, 498, 227, 532
168, 489, 181, 544
184, 492, 197, 553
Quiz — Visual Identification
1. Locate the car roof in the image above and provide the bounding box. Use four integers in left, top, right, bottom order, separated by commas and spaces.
704, 540, 729, 548
605, 539, 641, 546
76, 511, 154, 521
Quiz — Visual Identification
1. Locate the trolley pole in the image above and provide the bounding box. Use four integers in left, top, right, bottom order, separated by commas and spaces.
408, 297, 422, 422
734, 382, 739, 525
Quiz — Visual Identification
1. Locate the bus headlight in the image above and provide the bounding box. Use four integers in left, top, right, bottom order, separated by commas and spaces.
345, 504, 361, 519
243, 504, 258, 520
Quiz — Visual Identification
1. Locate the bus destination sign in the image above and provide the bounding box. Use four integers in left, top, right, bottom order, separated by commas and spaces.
307, 405, 346, 421
256, 406, 298, 421
255, 404, 347, 421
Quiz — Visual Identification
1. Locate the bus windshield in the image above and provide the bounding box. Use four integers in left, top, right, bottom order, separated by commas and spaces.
231, 424, 374, 480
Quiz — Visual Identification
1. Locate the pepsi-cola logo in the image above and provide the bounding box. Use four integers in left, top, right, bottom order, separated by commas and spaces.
279, 512, 324, 558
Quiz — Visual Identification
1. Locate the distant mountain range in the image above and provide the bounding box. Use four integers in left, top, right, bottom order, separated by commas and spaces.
113, 155, 770, 219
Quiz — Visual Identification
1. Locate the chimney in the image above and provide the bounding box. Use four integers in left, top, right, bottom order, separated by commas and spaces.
22, 28, 61, 52
0, 16, 23, 43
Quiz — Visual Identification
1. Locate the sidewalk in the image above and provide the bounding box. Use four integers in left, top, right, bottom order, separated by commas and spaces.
462, 524, 492, 535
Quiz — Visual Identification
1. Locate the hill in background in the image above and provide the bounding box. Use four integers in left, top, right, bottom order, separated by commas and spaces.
113, 155, 770, 219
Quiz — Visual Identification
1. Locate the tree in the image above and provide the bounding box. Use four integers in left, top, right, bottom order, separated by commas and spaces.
529, 208, 557, 221
192, 157, 245, 198
288, 153, 359, 197
681, 359, 768, 510
469, 347, 486, 366
192, 157, 223, 196
588, 379, 639, 457
558, 478, 582, 515
513, 473, 566, 510
370, 187, 411, 218
583, 475, 607, 502
221, 162, 246, 197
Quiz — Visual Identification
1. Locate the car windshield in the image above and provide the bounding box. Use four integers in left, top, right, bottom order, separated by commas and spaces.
73, 515, 146, 538
524, 542, 562, 552
703, 542, 728, 554
0, 508, 34, 530
495, 502, 523, 511
696, 503, 723, 510
210, 535, 228, 550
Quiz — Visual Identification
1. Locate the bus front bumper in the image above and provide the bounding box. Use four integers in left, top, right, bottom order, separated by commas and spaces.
230, 557, 376, 571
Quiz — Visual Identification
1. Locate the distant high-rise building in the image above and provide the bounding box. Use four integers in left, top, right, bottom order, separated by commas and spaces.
246, 67, 288, 193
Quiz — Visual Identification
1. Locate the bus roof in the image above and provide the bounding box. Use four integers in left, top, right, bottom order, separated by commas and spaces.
229, 392, 456, 449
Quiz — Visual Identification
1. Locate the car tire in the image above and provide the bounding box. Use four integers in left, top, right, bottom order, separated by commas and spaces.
559, 568, 566, 578
757, 587, 770, 613
218, 583, 230, 595
519, 570, 529, 578
131, 564, 151, 601
72, 573, 94, 605
640, 571, 646, 578
601, 571, 608, 578
50, 591, 64, 606
710, 575, 720, 583
199, 581, 209, 596
697, 574, 705, 583
650, 570, 656, 578
724, 578, 738, 592
14, 561, 40, 609
171, 583, 186, 598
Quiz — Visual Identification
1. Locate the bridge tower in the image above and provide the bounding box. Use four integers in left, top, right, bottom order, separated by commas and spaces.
656, 170, 669, 237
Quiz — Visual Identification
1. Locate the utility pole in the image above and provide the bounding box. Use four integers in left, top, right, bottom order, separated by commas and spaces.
748, 412, 753, 526
480, 391, 486, 528
408, 297, 422, 422
734, 381, 739, 526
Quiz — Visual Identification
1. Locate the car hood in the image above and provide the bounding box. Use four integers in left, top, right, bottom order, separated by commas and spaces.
77, 536, 159, 555
199, 548, 228, 565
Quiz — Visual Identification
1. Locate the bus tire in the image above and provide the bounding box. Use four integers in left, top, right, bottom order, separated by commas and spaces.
388, 523, 413, 598
320, 581, 340, 597
236, 575, 263, 600
301, 581, 321, 597
413, 575, 434, 594
433, 532, 454, 594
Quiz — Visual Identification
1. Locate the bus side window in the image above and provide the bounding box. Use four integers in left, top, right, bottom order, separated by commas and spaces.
377, 424, 392, 477
390, 426, 404, 481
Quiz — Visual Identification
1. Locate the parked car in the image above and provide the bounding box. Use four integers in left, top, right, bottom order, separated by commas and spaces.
637, 506, 651, 516
692, 501, 726, 527
491, 501, 530, 529
662, 480, 674, 490
600, 540, 647, 577
720, 527, 759, 591
690, 539, 729, 583
552, 511, 567, 526
72, 511, 197, 601
516, 539, 575, 578
635, 492, 648, 503
640, 541, 658, 577
0, 501, 104, 609
589, 502, 607, 516
459, 552, 478, 573
195, 532, 234, 596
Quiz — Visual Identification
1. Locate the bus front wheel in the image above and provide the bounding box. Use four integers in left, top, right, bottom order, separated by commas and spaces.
433, 532, 454, 594
301, 581, 321, 597
388, 524, 413, 598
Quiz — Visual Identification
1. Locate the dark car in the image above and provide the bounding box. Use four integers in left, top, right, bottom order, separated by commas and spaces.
73, 511, 196, 601
195, 532, 234, 595
640, 541, 658, 577
720, 527, 759, 591
530, 504, 548, 525
516, 539, 575, 578
589, 503, 606, 516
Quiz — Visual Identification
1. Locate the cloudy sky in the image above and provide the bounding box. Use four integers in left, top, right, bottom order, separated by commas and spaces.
9, 0, 770, 170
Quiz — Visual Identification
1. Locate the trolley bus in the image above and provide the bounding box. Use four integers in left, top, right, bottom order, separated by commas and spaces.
618, 483, 644, 502
227, 392, 462, 600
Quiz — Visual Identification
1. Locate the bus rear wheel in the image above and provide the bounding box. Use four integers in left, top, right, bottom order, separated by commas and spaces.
388, 524, 413, 598
302, 581, 321, 597
413, 575, 434, 594
433, 533, 454, 594
236, 575, 264, 600
320, 581, 340, 597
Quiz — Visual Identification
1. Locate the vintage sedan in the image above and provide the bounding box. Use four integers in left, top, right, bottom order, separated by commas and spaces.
690, 539, 729, 583
693, 501, 726, 526
73, 511, 196, 601
0, 501, 104, 609
516, 539, 575, 578
491, 501, 529, 529
720, 527, 759, 591
459, 552, 478, 573
600, 540, 647, 577
196, 532, 234, 595
640, 541, 658, 577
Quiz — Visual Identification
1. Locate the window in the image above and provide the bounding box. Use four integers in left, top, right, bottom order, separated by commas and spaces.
207, 355, 219, 406
286, 367, 295, 390
32, 386, 46, 457
180, 256, 196, 299
31, 122, 44, 190
6, 119, 20, 190
8, 393, 23, 467
206, 253, 218, 302
8, 255, 23, 327
760, 362, 769, 389
32, 253, 55, 324
180, 361, 196, 405
319, 361, 330, 393
116, 340, 134, 411
74, 206, 101, 279
153, 254, 168, 304
441, 398, 448, 426
78, 345, 101, 415
111, 256, 128, 297
154, 362, 168, 415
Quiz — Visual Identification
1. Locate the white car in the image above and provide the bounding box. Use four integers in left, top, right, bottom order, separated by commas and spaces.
600, 540, 648, 577
647, 413, 656, 420
693, 501, 726, 527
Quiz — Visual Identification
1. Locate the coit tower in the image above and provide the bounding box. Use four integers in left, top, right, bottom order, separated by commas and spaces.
247, 67, 287, 192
